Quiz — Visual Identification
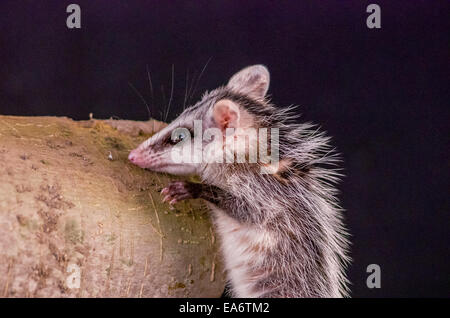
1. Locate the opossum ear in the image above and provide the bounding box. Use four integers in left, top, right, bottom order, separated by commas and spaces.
212, 99, 240, 132
227, 65, 270, 100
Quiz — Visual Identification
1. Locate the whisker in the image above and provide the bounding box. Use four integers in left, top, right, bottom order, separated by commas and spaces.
146, 64, 155, 125
146, 65, 154, 106
189, 57, 212, 102
160, 85, 166, 121
183, 69, 190, 111
128, 81, 152, 119
186, 69, 197, 106
165, 64, 175, 122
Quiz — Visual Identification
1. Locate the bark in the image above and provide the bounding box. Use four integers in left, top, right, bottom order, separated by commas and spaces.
0, 115, 225, 297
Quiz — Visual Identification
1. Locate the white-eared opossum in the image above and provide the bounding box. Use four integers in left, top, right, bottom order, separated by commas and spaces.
128, 65, 350, 297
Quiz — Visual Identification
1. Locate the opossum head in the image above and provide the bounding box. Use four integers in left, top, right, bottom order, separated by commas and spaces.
128, 65, 271, 176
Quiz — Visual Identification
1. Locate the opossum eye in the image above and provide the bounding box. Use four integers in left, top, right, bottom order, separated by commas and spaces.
170, 128, 189, 145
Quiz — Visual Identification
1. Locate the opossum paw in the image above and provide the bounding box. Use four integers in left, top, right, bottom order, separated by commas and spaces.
161, 181, 202, 205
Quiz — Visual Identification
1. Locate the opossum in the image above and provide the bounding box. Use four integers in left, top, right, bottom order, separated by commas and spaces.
128, 65, 350, 298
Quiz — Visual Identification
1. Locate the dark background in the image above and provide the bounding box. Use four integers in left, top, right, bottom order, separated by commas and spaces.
0, 0, 448, 297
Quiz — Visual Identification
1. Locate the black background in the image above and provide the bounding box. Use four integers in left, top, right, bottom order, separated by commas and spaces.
0, 0, 448, 297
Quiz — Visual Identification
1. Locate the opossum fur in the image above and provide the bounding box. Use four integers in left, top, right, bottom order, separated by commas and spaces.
128, 65, 351, 298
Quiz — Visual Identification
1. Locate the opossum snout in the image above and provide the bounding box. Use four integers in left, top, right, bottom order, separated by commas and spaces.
128, 149, 147, 167
128, 150, 138, 163
128, 147, 158, 169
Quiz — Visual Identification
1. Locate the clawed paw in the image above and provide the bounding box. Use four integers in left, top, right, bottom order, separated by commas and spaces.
161, 181, 201, 205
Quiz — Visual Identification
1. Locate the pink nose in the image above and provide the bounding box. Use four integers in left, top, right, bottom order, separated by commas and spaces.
128, 151, 137, 163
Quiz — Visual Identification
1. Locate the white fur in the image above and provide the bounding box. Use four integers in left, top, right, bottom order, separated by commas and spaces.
209, 204, 277, 298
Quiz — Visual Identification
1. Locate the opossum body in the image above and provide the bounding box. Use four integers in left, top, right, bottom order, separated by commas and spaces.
129, 65, 351, 297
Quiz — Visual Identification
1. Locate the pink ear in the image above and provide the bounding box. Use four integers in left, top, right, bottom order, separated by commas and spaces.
212, 100, 240, 132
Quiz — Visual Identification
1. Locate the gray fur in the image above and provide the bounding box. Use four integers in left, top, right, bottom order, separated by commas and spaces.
129, 65, 351, 298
